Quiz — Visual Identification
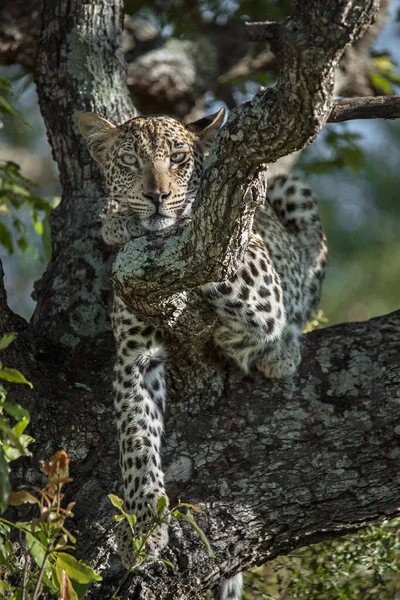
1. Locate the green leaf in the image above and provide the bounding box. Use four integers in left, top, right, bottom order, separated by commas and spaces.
113, 514, 125, 522
2, 402, 29, 421
176, 501, 204, 514
369, 72, 393, 95
0, 538, 8, 566
0, 222, 13, 254
108, 493, 124, 510
156, 495, 167, 515
0, 367, 32, 388
0, 449, 10, 513
56, 553, 102, 584
67, 579, 89, 600
148, 556, 176, 569
0, 95, 19, 117
25, 531, 52, 578
13, 415, 30, 437
126, 513, 137, 528
55, 565, 79, 600
17, 236, 28, 252
0, 77, 12, 92
173, 508, 215, 558
0, 333, 17, 351
2, 416, 33, 462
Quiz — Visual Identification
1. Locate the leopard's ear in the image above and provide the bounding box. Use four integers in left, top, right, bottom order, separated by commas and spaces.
186, 108, 225, 151
78, 112, 117, 165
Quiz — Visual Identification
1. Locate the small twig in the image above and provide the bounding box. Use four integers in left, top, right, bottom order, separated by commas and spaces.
245, 21, 281, 43
329, 95, 400, 123
21, 537, 30, 600
32, 547, 51, 600
111, 570, 131, 599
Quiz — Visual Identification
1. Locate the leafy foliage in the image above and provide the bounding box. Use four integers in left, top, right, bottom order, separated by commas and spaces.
242, 519, 400, 600
109, 494, 214, 597
0, 333, 34, 514
0, 336, 100, 598
370, 54, 400, 95
0, 76, 53, 258
124, 0, 291, 37
0, 450, 102, 599
300, 129, 366, 175
0, 161, 52, 256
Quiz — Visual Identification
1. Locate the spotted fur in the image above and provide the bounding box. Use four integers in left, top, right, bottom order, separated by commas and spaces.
79, 110, 327, 599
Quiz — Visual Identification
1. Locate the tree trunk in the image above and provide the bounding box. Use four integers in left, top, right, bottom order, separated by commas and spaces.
4, 0, 400, 598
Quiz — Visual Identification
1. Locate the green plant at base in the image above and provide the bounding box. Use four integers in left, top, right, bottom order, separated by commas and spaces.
0, 332, 34, 514
0, 333, 101, 598
0, 450, 102, 599
108, 493, 215, 598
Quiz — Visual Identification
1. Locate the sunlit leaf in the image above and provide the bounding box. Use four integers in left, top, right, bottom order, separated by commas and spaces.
0, 333, 17, 350
0, 367, 33, 387
56, 553, 102, 584
108, 493, 124, 510
173, 508, 215, 558
369, 72, 393, 94
148, 556, 176, 569
25, 534, 50, 576
156, 495, 167, 515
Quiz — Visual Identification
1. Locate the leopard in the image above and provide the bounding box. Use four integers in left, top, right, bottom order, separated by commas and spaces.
78, 109, 327, 600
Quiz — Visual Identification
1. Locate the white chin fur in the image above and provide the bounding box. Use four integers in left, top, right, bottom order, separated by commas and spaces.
141, 215, 177, 231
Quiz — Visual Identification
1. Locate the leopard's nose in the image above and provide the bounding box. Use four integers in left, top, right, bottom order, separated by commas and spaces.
143, 191, 171, 206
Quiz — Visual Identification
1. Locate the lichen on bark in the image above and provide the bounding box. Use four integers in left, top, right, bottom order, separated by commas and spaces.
4, 1, 400, 598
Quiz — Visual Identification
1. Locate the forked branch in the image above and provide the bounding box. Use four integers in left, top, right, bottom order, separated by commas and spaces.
114, 1, 380, 324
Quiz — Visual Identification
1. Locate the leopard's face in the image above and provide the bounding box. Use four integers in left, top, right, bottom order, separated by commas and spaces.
104, 117, 203, 232
79, 110, 225, 232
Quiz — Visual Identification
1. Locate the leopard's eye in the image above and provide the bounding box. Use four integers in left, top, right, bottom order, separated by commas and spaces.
170, 152, 187, 164
121, 154, 138, 167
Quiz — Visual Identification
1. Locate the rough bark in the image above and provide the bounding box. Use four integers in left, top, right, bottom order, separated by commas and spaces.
328, 94, 400, 123
115, 0, 381, 355
337, 0, 392, 97
0, 0, 391, 118
6, 308, 400, 598
32, 0, 134, 348
3, 0, 400, 599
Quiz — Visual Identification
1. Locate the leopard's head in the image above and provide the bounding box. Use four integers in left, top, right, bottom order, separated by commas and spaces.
78, 109, 225, 232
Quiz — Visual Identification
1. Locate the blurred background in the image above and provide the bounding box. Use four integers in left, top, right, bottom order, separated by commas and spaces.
0, 0, 400, 597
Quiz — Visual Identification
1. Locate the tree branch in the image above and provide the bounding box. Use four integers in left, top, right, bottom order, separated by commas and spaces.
11, 2, 396, 600
0, 1, 389, 118
337, 0, 391, 97
32, 0, 133, 349
13, 310, 399, 599
329, 95, 400, 123
114, 0, 380, 330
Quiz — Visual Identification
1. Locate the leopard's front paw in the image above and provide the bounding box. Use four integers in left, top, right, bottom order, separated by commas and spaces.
116, 517, 169, 570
